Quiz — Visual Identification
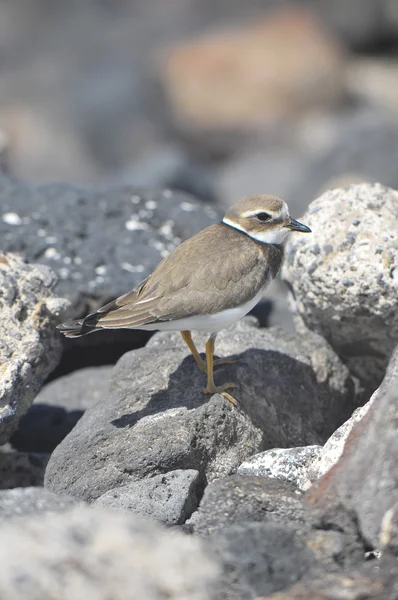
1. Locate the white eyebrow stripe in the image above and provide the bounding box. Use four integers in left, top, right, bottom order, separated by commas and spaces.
240, 209, 275, 218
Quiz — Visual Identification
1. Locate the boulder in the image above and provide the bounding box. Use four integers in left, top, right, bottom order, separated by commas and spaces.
11, 366, 113, 453
207, 521, 350, 600
282, 182, 398, 397
160, 8, 345, 130
262, 555, 398, 600
0, 252, 68, 444
0, 449, 49, 489
45, 319, 356, 502
188, 475, 307, 535
238, 446, 322, 490
0, 176, 218, 318
0, 505, 219, 600
0, 487, 82, 522
289, 110, 398, 214
95, 469, 200, 526
307, 346, 398, 553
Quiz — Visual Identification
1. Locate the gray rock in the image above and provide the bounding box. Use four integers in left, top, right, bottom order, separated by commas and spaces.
11, 366, 113, 453
0, 449, 49, 489
308, 345, 398, 552
238, 446, 322, 491
188, 475, 306, 535
0, 505, 219, 600
0, 253, 69, 444
207, 521, 348, 600
264, 555, 398, 600
0, 175, 219, 318
95, 469, 200, 525
45, 320, 356, 501
282, 182, 398, 397
289, 109, 398, 212
0, 487, 82, 522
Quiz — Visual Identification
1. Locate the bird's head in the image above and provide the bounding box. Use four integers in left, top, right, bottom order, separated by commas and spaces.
223, 194, 311, 245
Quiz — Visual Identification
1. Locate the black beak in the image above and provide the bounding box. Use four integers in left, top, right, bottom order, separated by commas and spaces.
285, 217, 311, 233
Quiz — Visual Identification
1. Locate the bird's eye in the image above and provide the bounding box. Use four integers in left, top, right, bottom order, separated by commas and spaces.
254, 212, 271, 223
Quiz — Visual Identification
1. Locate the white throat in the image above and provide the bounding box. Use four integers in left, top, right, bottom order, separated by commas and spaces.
223, 217, 289, 245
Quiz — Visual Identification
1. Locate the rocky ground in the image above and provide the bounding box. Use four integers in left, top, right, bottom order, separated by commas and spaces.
0, 178, 397, 599
0, 1, 398, 597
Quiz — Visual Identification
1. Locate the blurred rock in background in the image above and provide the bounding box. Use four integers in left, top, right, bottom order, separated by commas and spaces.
0, 0, 398, 216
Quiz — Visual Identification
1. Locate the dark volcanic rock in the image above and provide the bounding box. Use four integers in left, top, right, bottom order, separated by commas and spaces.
0, 175, 219, 318
188, 475, 306, 535
95, 469, 200, 525
207, 521, 348, 600
0, 449, 50, 489
307, 345, 398, 553
263, 555, 398, 599
11, 366, 112, 453
0, 505, 218, 600
45, 319, 356, 502
0, 487, 82, 522
0, 253, 69, 444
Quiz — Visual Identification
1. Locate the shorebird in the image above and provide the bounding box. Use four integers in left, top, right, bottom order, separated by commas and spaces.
58, 195, 311, 404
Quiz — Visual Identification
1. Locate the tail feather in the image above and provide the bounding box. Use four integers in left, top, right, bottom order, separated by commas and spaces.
57, 313, 102, 338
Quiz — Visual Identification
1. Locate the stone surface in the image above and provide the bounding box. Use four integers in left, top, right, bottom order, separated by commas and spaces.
261, 555, 398, 599
0, 505, 219, 600
188, 475, 306, 535
307, 346, 398, 552
307, 402, 374, 484
0, 175, 219, 318
208, 521, 349, 600
161, 9, 345, 130
11, 366, 113, 453
0, 252, 69, 444
0, 487, 82, 522
282, 183, 398, 397
95, 469, 200, 525
238, 446, 322, 491
0, 449, 49, 489
45, 319, 356, 501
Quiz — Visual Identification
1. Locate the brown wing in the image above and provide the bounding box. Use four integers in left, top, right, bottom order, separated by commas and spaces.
95, 223, 282, 329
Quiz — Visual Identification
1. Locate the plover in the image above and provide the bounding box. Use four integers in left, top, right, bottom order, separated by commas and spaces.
58, 195, 311, 404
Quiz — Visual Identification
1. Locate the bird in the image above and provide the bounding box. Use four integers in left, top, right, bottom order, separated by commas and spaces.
58, 195, 311, 404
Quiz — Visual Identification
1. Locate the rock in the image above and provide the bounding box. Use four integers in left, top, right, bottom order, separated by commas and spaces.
0, 175, 219, 318
0, 252, 69, 444
262, 555, 398, 599
188, 475, 306, 535
346, 58, 398, 114
289, 110, 398, 216
0, 487, 82, 522
307, 346, 398, 553
307, 402, 374, 484
238, 446, 322, 490
282, 183, 398, 397
0, 505, 219, 600
160, 8, 345, 131
95, 469, 200, 526
11, 366, 113, 453
0, 175, 219, 373
45, 319, 356, 502
207, 521, 349, 600
0, 449, 49, 489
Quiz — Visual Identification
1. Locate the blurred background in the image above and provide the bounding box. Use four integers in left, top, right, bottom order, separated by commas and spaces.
1, 0, 398, 216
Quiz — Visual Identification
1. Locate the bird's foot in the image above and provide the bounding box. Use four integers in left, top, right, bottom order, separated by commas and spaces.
213, 358, 237, 368
204, 382, 238, 406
